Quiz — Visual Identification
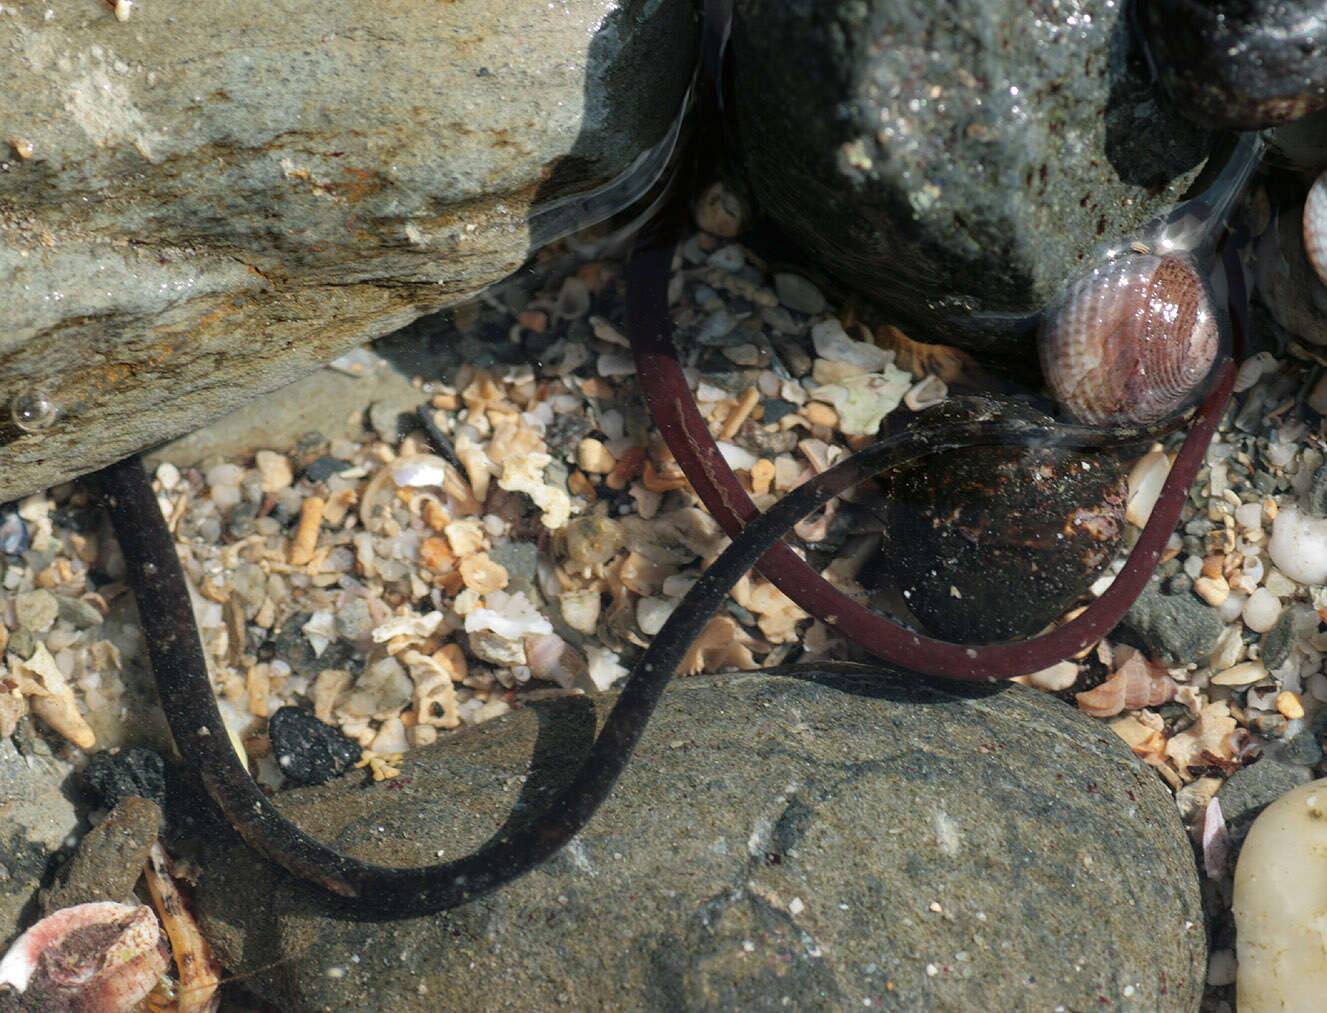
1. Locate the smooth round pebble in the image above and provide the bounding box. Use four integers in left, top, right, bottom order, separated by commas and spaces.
1243, 587, 1283, 633
773, 272, 828, 315
1235, 777, 1327, 1010
1267, 505, 1327, 584
254, 450, 294, 493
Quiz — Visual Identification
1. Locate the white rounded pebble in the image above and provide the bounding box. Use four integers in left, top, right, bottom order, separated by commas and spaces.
1183, 554, 1205, 579
1243, 588, 1283, 633
1234, 501, 1264, 530
210, 483, 241, 509
635, 597, 674, 637
1218, 590, 1248, 623
155, 461, 181, 491
1235, 778, 1327, 1010
255, 450, 293, 493
1268, 505, 1327, 585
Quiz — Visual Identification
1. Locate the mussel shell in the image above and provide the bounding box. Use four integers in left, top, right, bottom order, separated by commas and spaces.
1038, 253, 1219, 426
868, 398, 1127, 645
1142, 0, 1327, 129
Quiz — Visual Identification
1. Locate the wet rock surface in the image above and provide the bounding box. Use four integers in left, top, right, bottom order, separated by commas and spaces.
1122, 578, 1226, 667
729, 0, 1211, 355
38, 797, 161, 915
868, 398, 1127, 643
0, 739, 79, 944
196, 670, 1205, 1012
0, 0, 696, 502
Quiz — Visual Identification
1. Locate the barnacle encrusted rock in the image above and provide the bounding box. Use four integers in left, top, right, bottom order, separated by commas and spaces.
0, 0, 696, 502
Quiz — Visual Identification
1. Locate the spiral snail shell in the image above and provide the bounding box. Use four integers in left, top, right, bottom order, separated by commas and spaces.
1038, 253, 1220, 426
1305, 170, 1327, 287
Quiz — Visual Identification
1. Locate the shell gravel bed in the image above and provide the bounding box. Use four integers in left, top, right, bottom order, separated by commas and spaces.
0, 198, 1321, 1009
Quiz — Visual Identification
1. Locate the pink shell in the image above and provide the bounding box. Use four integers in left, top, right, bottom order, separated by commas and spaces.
0, 901, 169, 1012
1038, 254, 1219, 425
1305, 170, 1327, 287
1075, 648, 1178, 718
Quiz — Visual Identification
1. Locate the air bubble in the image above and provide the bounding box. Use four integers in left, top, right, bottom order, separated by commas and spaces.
9, 390, 58, 432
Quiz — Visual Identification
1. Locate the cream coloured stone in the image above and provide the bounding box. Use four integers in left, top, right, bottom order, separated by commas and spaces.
1234, 777, 1327, 1012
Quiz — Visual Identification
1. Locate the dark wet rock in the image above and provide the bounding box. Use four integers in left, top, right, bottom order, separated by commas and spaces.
1122, 578, 1226, 667
1141, 0, 1327, 129
1260, 190, 1327, 349
0, 0, 697, 503
196, 671, 1205, 1013
82, 749, 168, 814
729, 0, 1211, 355
1218, 759, 1311, 847
0, 739, 78, 944
867, 398, 1126, 643
39, 797, 162, 915
268, 707, 362, 787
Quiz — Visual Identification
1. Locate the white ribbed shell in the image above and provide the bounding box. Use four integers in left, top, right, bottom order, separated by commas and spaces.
1038, 254, 1219, 426
1305, 170, 1327, 287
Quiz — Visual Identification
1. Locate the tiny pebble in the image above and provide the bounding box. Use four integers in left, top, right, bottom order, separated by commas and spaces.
304, 456, 353, 483
1193, 575, 1229, 607
1243, 588, 1282, 633
1308, 463, 1327, 517
773, 273, 827, 315
55, 594, 103, 630
82, 747, 168, 811
15, 588, 59, 632
269, 706, 362, 785
255, 450, 294, 493
708, 244, 745, 271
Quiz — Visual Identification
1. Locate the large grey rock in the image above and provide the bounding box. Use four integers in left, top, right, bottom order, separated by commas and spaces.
0, 0, 696, 502
729, 0, 1211, 354
197, 669, 1205, 1012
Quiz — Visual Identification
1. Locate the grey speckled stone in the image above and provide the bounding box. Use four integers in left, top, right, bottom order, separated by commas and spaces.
0, 0, 696, 503
1218, 759, 1312, 847
1123, 578, 1226, 667
730, 0, 1211, 354
196, 669, 1204, 1013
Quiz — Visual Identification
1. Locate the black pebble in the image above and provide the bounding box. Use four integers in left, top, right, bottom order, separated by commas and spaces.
269, 706, 362, 785
82, 747, 168, 810
303, 456, 353, 484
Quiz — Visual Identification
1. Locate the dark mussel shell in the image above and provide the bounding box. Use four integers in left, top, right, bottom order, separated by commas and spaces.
867, 398, 1127, 645
1141, 0, 1327, 129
